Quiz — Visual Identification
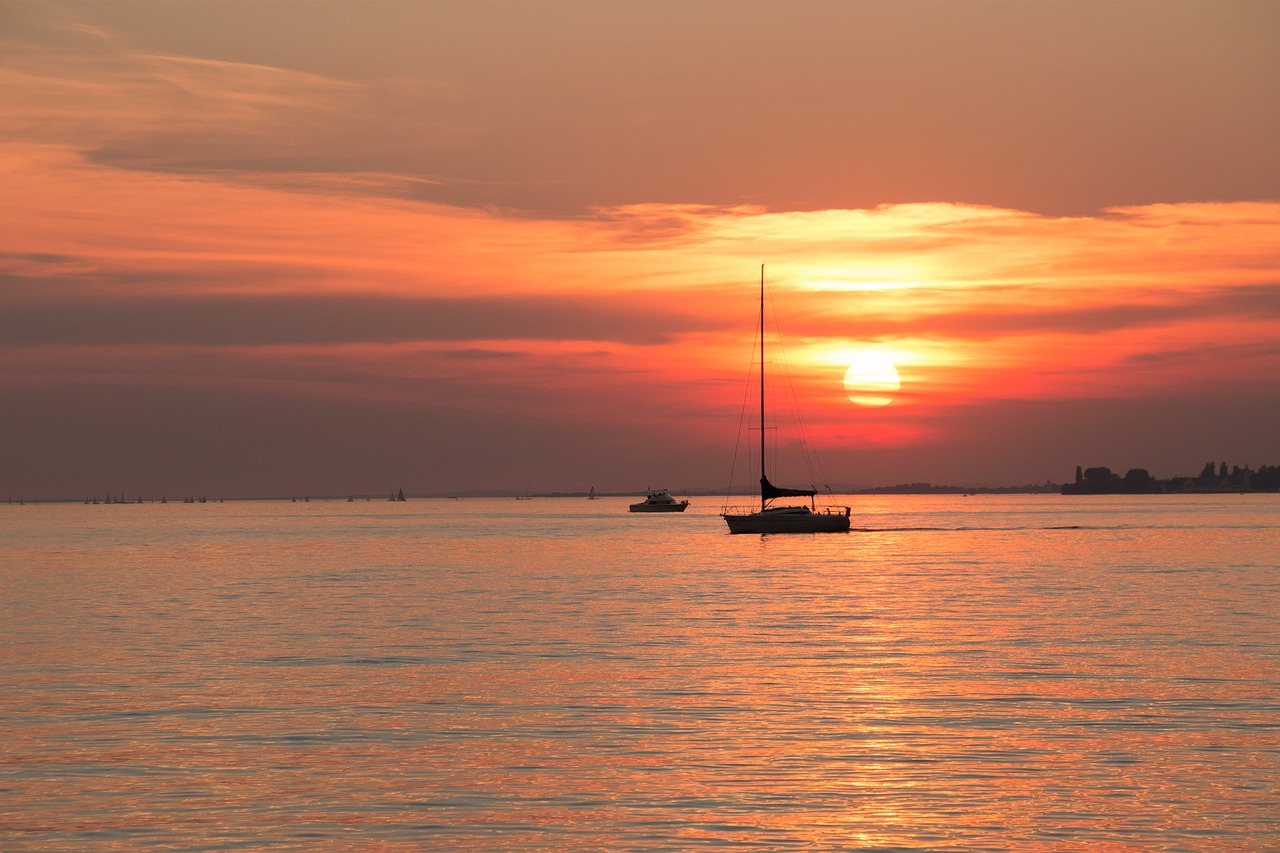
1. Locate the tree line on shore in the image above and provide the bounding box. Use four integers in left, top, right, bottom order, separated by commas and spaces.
1062, 462, 1280, 494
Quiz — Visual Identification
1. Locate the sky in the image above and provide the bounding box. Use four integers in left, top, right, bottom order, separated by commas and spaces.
3, 0, 1280, 500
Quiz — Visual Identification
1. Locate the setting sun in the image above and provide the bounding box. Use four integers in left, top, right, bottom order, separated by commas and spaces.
843, 349, 901, 406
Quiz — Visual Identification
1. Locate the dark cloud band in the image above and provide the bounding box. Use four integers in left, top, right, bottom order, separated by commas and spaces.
0, 292, 715, 347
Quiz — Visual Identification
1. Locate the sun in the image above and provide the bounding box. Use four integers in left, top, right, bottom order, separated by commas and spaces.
843, 349, 901, 406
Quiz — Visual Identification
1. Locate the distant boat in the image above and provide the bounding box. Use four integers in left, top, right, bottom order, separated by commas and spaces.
629, 489, 690, 513
588, 486, 597, 500
722, 266, 851, 534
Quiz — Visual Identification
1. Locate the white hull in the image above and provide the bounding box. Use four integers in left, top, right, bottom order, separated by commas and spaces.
629, 490, 690, 512
629, 502, 689, 513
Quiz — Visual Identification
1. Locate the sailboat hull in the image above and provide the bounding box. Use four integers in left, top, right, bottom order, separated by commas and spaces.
723, 506, 850, 534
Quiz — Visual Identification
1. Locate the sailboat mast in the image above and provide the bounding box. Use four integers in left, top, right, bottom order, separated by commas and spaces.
759, 264, 766, 512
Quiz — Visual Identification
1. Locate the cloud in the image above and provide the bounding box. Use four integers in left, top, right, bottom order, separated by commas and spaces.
3, 3, 1280, 496
433, 348, 523, 362
9, 1, 1280, 216
811, 282, 1280, 340
0, 291, 717, 347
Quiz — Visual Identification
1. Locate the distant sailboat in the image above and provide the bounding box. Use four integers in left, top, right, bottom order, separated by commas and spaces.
722, 266, 851, 534
588, 486, 597, 500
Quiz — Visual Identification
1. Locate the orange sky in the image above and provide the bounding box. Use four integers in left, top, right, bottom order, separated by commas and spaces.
3, 1, 1279, 498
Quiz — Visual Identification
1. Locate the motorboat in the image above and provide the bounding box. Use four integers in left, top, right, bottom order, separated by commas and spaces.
629, 489, 690, 512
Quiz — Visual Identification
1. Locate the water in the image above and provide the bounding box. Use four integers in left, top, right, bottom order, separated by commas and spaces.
2, 494, 1277, 851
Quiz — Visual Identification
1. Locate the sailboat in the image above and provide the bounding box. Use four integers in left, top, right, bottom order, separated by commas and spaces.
723, 266, 851, 534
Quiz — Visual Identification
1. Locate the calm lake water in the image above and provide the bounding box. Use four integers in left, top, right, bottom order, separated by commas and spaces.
2, 494, 1277, 851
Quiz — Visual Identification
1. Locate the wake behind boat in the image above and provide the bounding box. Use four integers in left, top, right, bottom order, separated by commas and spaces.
722, 266, 851, 534
629, 489, 690, 512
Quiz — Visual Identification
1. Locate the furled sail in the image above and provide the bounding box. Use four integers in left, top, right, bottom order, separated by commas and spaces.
761, 476, 816, 500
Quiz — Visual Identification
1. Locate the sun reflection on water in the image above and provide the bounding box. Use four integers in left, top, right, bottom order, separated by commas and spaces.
2, 496, 1277, 850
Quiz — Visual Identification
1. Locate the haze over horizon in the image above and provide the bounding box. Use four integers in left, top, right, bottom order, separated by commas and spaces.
3, 0, 1279, 500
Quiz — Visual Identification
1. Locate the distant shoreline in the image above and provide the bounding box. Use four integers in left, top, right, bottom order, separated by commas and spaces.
15, 482, 1280, 505
9, 463, 1280, 505
1062, 463, 1279, 495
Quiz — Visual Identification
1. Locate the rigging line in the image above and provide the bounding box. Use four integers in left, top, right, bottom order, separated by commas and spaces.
768, 285, 840, 493
764, 286, 826, 488
782, 341, 836, 491
724, 298, 764, 505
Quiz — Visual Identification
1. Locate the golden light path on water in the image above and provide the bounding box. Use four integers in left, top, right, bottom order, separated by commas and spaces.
2, 495, 1278, 850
